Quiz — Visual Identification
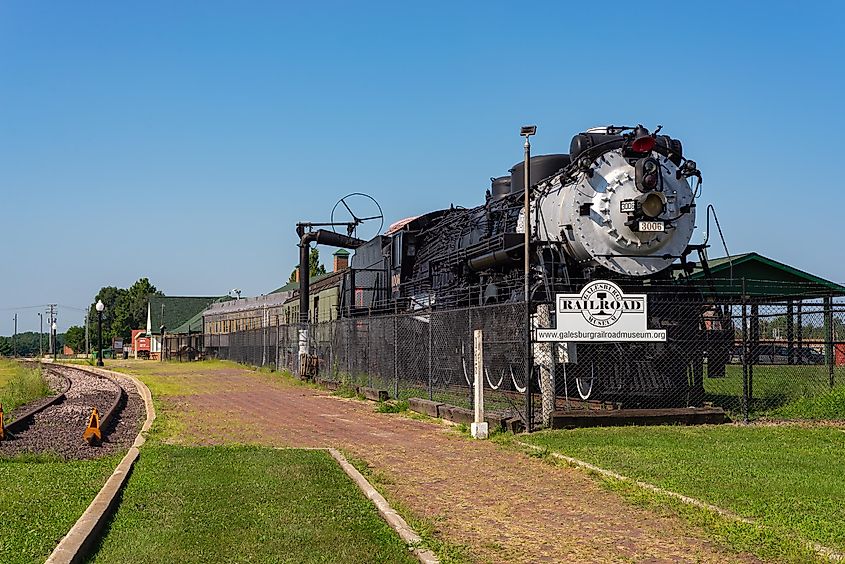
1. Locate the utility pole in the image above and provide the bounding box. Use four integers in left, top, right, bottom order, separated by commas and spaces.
85, 312, 90, 356
46, 304, 57, 358
12, 314, 17, 357
38, 313, 43, 357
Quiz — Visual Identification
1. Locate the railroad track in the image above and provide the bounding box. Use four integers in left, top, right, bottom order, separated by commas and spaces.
0, 363, 141, 459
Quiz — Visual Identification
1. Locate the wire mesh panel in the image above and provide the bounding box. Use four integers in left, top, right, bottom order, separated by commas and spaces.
201, 279, 843, 427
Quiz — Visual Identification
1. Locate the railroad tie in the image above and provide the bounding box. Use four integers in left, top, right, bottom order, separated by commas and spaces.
83, 408, 102, 445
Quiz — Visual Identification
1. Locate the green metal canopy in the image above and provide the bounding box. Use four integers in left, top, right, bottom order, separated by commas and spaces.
685, 252, 845, 299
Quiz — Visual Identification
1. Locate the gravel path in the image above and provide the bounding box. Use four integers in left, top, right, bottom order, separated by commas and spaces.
0, 365, 143, 459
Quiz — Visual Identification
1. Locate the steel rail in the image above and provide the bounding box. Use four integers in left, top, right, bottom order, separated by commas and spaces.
62, 365, 125, 440
2, 363, 71, 436
2, 363, 124, 445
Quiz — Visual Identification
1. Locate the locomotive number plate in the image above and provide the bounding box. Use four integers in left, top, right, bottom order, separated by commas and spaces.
638, 221, 664, 232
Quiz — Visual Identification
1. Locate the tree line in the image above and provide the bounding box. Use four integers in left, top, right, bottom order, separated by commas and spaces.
0, 332, 65, 357
1, 278, 165, 357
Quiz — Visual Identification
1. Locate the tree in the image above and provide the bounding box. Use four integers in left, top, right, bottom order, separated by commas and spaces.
288, 247, 327, 283
112, 278, 162, 341
87, 278, 165, 342
64, 325, 86, 354
88, 286, 124, 345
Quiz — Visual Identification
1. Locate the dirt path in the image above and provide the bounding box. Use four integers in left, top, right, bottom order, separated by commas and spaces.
138, 365, 757, 563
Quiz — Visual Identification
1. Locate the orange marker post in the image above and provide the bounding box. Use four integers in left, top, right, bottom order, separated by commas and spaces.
82, 408, 102, 445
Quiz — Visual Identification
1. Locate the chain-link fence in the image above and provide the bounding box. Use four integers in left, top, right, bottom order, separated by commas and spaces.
202, 278, 844, 428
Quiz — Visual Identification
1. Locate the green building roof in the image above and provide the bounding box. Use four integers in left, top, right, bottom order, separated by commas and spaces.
168, 309, 206, 335
685, 253, 845, 298
270, 271, 334, 295
149, 296, 222, 334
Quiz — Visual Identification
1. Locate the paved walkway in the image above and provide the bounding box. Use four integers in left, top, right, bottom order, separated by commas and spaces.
141, 365, 757, 563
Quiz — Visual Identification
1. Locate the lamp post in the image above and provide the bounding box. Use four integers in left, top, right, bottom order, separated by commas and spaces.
51, 322, 57, 361
160, 325, 166, 362
520, 124, 536, 432
96, 300, 105, 367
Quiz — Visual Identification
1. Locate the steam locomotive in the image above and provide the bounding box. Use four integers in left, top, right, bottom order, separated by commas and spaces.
343, 125, 727, 406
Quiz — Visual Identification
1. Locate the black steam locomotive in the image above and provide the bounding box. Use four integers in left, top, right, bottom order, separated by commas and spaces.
337, 125, 728, 407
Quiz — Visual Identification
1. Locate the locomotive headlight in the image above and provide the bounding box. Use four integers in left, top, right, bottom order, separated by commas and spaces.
635, 157, 661, 192
640, 192, 665, 218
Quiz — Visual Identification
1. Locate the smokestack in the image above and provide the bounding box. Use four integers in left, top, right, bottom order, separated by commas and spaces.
333, 249, 350, 272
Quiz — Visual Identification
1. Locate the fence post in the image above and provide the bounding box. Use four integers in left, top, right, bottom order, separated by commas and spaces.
825, 295, 834, 389
262, 307, 266, 367
797, 300, 803, 361
741, 278, 749, 423
428, 313, 433, 401
786, 299, 794, 365
537, 303, 555, 427
468, 308, 473, 407
393, 311, 399, 400
345, 319, 350, 385
749, 303, 758, 401
471, 329, 488, 439
367, 316, 372, 388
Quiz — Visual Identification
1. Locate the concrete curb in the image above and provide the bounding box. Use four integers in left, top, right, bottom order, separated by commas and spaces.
327, 448, 440, 564
515, 440, 845, 563
45, 368, 156, 564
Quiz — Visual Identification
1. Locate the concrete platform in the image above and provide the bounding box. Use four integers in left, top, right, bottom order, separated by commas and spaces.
408, 398, 443, 418
315, 378, 340, 391
407, 398, 519, 432
357, 386, 389, 402
549, 407, 729, 429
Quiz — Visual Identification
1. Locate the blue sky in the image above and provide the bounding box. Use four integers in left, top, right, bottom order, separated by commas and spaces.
1, 1, 843, 334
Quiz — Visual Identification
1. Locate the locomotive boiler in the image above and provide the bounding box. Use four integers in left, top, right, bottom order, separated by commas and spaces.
343, 125, 724, 406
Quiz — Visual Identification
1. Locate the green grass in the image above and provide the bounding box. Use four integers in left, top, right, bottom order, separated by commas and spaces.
88, 446, 416, 563
705, 364, 845, 417
0, 359, 50, 418
375, 399, 409, 413
0, 454, 121, 564
522, 424, 845, 558
772, 385, 845, 419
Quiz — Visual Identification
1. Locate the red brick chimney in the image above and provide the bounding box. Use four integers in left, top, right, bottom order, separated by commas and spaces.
294, 267, 300, 283
333, 249, 350, 272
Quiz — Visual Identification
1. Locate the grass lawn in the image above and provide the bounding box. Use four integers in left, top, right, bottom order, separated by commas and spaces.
522, 424, 845, 557
705, 364, 845, 418
0, 359, 50, 417
88, 445, 416, 563
0, 454, 120, 564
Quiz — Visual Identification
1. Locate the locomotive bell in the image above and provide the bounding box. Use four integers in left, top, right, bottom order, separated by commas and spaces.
630, 125, 656, 154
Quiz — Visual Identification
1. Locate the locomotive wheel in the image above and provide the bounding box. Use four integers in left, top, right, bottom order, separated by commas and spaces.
575, 363, 596, 400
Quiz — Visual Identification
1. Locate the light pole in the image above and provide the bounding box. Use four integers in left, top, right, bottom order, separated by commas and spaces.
520, 124, 536, 432
51, 322, 57, 361
96, 300, 105, 367
38, 313, 43, 357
